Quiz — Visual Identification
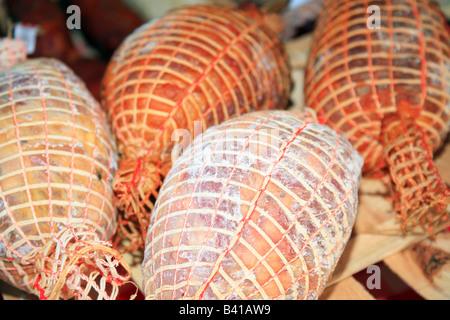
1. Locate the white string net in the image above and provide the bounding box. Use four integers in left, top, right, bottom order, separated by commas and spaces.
142, 110, 363, 300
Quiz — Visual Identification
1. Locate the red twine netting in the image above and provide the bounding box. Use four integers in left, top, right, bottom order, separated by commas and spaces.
101, 4, 292, 251
142, 110, 363, 300
0, 56, 132, 299
305, 0, 450, 233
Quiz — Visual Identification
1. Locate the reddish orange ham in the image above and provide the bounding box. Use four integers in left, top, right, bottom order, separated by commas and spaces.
101, 5, 291, 250
305, 0, 450, 232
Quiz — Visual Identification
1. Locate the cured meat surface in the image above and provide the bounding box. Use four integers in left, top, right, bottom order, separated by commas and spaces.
305, 0, 450, 232
0, 58, 128, 299
101, 4, 291, 249
142, 110, 363, 300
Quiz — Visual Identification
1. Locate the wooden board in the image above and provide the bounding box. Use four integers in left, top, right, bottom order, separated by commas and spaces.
384, 231, 450, 300
320, 276, 375, 300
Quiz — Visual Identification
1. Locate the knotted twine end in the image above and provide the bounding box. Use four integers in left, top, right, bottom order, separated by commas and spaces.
113, 157, 163, 252
34, 224, 134, 300
381, 115, 449, 234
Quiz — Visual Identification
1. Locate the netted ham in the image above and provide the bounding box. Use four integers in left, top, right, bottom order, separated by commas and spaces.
101, 4, 291, 250
0, 57, 130, 299
304, 0, 450, 233
142, 110, 363, 300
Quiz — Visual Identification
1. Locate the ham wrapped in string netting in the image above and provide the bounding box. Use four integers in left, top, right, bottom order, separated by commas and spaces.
101, 4, 291, 251
304, 0, 450, 233
0, 57, 131, 300
142, 110, 363, 300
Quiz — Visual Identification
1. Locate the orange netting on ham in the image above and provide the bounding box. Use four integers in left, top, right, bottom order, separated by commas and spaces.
0, 57, 131, 299
142, 110, 363, 300
0, 38, 27, 72
101, 4, 291, 251
304, 0, 450, 233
